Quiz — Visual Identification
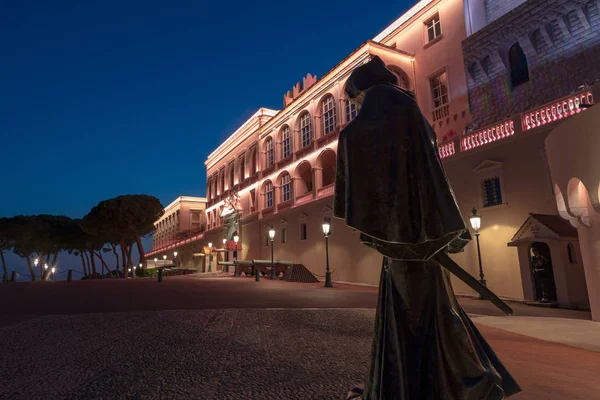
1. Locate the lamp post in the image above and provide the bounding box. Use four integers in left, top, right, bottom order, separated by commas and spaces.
51, 267, 56, 281
163, 254, 167, 269
469, 207, 486, 291
174, 251, 178, 268
208, 242, 213, 272
34, 258, 39, 279
322, 217, 333, 288
268, 228, 276, 280
233, 235, 239, 277
154, 257, 158, 269
222, 238, 228, 272
133, 265, 136, 277
44, 263, 48, 280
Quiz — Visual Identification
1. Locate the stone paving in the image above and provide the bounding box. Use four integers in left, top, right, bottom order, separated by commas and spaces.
2, 308, 600, 399
1, 276, 599, 399
1, 309, 373, 400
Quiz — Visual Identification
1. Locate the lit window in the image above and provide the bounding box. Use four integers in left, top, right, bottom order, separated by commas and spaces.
282, 126, 291, 159
322, 95, 337, 135
430, 71, 448, 108
250, 148, 257, 175
508, 43, 529, 88
281, 228, 287, 244
426, 15, 441, 43
300, 223, 307, 240
266, 138, 274, 168
191, 213, 201, 230
282, 174, 292, 202
482, 177, 503, 207
265, 181, 273, 208
300, 113, 312, 148
345, 99, 359, 122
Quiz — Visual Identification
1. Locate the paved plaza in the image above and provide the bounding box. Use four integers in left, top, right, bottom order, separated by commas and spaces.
1, 275, 599, 399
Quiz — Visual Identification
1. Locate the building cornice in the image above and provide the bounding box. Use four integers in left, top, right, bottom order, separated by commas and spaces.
372, 0, 436, 43
205, 108, 279, 169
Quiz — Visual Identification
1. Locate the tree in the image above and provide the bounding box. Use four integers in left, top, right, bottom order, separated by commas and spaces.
83, 195, 163, 277
83, 195, 163, 274
0, 218, 12, 282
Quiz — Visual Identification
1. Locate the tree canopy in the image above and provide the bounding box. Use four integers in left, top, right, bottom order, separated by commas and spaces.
0, 194, 163, 281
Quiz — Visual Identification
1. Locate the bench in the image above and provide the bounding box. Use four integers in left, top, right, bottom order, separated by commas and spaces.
252, 260, 293, 278
234, 260, 254, 276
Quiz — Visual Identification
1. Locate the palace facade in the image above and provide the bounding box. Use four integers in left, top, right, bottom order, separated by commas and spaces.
146, 0, 600, 320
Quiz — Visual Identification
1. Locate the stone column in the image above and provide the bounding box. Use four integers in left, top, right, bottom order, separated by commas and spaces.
576, 221, 600, 321
313, 167, 323, 193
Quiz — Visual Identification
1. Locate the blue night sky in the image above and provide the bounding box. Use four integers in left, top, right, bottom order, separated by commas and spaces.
1, 0, 411, 275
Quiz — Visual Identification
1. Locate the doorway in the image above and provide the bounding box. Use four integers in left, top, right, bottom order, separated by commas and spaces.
529, 242, 558, 302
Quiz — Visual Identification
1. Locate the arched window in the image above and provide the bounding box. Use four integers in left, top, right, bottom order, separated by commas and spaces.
208, 213, 212, 229
345, 99, 360, 122
229, 164, 235, 188
207, 178, 212, 200
264, 181, 274, 208
567, 242, 576, 263
300, 112, 312, 148
509, 42, 529, 88
265, 137, 274, 168
250, 147, 257, 175
321, 95, 337, 135
281, 173, 292, 202
239, 155, 245, 182
281, 126, 291, 159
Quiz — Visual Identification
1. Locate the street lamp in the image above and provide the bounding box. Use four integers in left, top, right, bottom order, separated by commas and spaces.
34, 258, 39, 280
208, 242, 213, 272
269, 227, 276, 280
322, 217, 333, 288
133, 265, 137, 277
51, 266, 56, 281
233, 235, 240, 277
154, 257, 158, 269
469, 207, 486, 289
163, 254, 167, 268
222, 238, 228, 272
174, 251, 178, 268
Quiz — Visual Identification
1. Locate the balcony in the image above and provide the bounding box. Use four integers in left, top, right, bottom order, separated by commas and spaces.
436, 87, 596, 160
317, 128, 340, 148
460, 119, 515, 152
432, 104, 450, 122
295, 192, 314, 207
438, 140, 456, 159
262, 205, 275, 216
522, 91, 594, 132
295, 142, 314, 159
277, 199, 293, 212
317, 184, 335, 199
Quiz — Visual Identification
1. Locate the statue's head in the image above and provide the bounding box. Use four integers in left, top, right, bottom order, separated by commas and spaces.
345, 56, 398, 106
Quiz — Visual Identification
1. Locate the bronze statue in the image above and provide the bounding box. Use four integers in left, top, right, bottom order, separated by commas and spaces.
334, 56, 521, 400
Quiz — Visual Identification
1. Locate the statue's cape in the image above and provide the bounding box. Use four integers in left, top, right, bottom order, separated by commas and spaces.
333, 80, 468, 260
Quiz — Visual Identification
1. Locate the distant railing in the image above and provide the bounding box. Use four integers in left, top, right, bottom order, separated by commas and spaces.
522, 91, 594, 132
438, 140, 456, 159
317, 184, 335, 199
461, 119, 515, 152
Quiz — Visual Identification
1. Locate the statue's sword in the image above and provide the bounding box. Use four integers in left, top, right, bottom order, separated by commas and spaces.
435, 252, 513, 315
